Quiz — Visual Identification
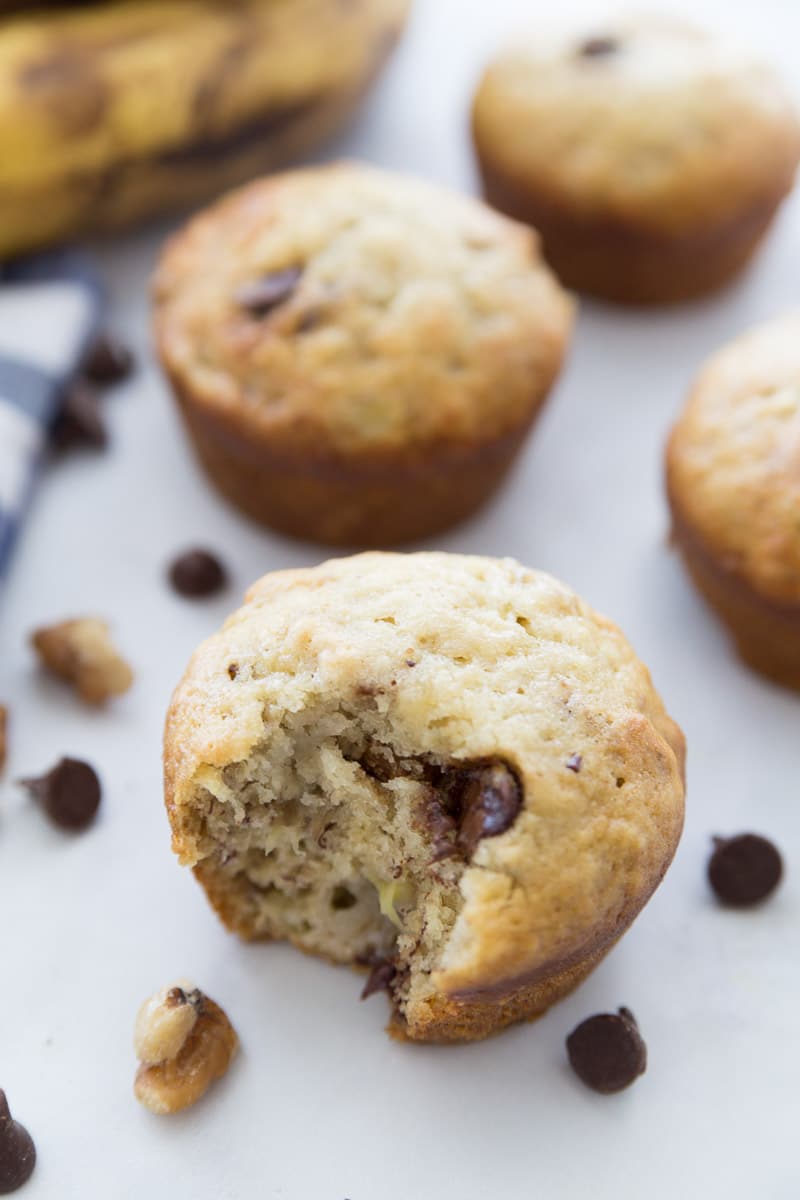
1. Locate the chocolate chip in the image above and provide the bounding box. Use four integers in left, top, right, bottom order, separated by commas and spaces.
51, 382, 107, 450
235, 266, 302, 318
0, 1091, 36, 1194
421, 790, 460, 862
708, 834, 783, 907
360, 958, 396, 1000
19, 757, 101, 831
566, 1008, 647, 1094
455, 762, 522, 858
565, 753, 583, 773
82, 333, 134, 386
417, 760, 523, 861
168, 549, 227, 598
577, 35, 619, 58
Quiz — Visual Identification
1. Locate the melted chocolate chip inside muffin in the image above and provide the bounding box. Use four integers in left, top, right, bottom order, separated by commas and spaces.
576, 35, 619, 58
235, 267, 303, 318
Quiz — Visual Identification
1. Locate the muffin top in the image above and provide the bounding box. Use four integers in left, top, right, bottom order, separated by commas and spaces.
166, 552, 684, 996
154, 162, 572, 461
667, 312, 800, 606
472, 16, 800, 235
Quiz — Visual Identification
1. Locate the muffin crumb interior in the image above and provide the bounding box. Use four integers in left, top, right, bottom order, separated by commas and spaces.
184, 695, 507, 1025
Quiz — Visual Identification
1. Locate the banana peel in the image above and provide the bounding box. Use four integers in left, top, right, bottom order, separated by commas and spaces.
0, 0, 409, 257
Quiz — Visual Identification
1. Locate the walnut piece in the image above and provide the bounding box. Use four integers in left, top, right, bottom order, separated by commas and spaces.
133, 984, 238, 1115
134, 984, 199, 1064
31, 618, 133, 705
0, 705, 7, 772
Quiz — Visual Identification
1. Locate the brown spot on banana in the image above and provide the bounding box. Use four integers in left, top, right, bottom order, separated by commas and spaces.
21, 49, 107, 136
157, 97, 328, 167
192, 22, 256, 131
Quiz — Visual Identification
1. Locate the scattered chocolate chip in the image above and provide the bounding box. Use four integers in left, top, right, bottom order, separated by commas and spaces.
168, 549, 227, 598
227, 663, 239, 680
566, 1007, 647, 1094
405, 660, 417, 668
19, 757, 101, 831
82, 332, 134, 386
455, 762, 522, 858
235, 266, 303, 318
577, 35, 619, 58
708, 833, 783, 907
0, 1091, 36, 1194
51, 381, 107, 450
360, 958, 396, 1000
565, 753, 583, 773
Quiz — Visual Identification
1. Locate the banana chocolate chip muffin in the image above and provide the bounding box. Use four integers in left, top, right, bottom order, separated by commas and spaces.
164, 552, 685, 1043
153, 163, 573, 546
472, 17, 800, 305
667, 312, 800, 689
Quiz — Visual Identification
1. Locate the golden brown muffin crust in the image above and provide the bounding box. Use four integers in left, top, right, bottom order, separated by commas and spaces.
154, 162, 573, 462
472, 16, 800, 239
667, 312, 800, 607
164, 553, 685, 1041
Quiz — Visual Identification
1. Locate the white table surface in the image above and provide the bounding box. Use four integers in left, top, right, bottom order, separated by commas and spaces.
1, 1, 798, 1196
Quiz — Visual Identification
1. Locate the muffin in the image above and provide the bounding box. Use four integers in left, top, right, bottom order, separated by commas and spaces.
153, 163, 573, 546
164, 552, 685, 1043
666, 312, 800, 689
472, 17, 800, 305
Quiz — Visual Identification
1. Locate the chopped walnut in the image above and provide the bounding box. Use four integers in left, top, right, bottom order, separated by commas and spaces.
134, 984, 199, 1064
133, 984, 238, 1115
31, 618, 133, 705
0, 705, 7, 772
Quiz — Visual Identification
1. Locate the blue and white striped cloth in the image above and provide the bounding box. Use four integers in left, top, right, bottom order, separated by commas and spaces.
0, 254, 101, 578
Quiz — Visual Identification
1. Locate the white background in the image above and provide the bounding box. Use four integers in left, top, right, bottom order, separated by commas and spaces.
1, 1, 798, 1196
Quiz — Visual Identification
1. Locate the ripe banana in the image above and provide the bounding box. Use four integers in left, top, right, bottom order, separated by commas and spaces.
0, 0, 409, 258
